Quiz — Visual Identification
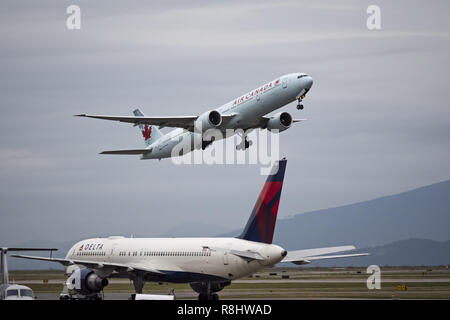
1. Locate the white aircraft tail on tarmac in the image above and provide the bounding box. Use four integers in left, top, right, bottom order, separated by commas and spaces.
12, 159, 368, 300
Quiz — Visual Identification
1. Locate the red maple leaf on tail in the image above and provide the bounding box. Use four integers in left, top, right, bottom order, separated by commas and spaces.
142, 125, 152, 140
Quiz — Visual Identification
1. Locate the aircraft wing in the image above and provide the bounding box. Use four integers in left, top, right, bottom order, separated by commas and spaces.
11, 254, 164, 275
75, 113, 236, 131
282, 245, 369, 265
252, 116, 307, 129
100, 148, 152, 155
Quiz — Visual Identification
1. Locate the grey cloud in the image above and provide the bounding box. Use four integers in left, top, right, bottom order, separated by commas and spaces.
1, 0, 449, 244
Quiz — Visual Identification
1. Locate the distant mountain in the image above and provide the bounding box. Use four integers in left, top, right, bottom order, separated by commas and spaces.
222, 180, 450, 251
298, 238, 450, 267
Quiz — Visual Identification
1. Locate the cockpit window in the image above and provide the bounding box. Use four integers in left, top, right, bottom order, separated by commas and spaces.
297, 74, 308, 79
6, 289, 19, 297
21, 289, 33, 297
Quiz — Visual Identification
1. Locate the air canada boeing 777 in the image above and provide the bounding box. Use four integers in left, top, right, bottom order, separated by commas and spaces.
13, 159, 368, 300
76, 73, 313, 159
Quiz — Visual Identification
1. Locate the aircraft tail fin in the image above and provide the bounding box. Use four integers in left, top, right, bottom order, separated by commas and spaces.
1, 247, 57, 285
133, 108, 162, 146
238, 158, 287, 244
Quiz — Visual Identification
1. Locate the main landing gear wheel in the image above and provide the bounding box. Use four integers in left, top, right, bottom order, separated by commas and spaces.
236, 134, 252, 150
198, 293, 219, 300
132, 274, 144, 294
197, 281, 220, 300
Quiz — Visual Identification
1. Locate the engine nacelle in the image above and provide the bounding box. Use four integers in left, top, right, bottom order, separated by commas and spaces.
66, 268, 109, 295
194, 110, 222, 133
266, 112, 293, 132
189, 281, 231, 294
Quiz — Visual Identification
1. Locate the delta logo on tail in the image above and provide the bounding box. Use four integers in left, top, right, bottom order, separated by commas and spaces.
141, 125, 152, 141
239, 159, 287, 244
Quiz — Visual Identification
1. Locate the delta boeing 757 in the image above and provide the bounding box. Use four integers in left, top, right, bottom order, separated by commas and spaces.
12, 159, 368, 300
76, 73, 313, 159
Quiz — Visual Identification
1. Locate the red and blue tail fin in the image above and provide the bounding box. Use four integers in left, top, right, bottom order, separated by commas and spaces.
238, 159, 287, 244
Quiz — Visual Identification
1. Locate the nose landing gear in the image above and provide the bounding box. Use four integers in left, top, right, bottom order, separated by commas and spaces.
297, 95, 305, 110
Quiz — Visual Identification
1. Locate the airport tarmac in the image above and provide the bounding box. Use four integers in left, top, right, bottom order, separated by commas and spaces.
18, 278, 450, 285
10, 266, 450, 300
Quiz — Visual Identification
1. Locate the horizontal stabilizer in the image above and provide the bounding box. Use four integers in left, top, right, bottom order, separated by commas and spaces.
229, 249, 265, 261
209, 246, 265, 261
289, 253, 370, 265
282, 245, 369, 265
100, 149, 152, 155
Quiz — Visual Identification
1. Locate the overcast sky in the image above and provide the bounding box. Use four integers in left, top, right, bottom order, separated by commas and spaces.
1, 0, 449, 245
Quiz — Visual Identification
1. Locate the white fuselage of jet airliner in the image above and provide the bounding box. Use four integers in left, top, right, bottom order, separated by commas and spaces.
66, 237, 285, 282
143, 73, 312, 159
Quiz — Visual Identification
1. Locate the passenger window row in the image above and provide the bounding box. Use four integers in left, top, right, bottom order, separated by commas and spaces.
76, 251, 105, 256
117, 251, 211, 257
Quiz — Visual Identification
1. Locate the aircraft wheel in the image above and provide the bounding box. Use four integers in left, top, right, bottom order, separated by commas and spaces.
297, 104, 304, 110
198, 293, 207, 301
212, 293, 219, 300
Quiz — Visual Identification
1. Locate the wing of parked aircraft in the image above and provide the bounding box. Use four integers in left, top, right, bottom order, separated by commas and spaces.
282, 245, 369, 265
10, 254, 164, 275
75, 113, 237, 131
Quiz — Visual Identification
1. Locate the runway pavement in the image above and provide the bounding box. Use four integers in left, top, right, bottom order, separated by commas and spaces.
19, 278, 450, 284
10, 267, 450, 300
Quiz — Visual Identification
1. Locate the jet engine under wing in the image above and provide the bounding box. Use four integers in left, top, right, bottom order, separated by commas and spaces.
75, 113, 236, 131
10, 254, 164, 275
282, 245, 369, 265
254, 116, 307, 129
